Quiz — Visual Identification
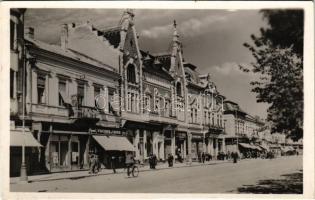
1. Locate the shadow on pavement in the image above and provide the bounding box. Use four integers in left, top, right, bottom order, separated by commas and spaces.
236, 170, 303, 194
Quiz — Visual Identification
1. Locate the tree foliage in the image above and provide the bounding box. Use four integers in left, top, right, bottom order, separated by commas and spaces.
241, 10, 304, 141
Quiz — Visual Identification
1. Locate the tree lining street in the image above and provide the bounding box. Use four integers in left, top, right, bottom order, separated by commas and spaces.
11, 156, 302, 193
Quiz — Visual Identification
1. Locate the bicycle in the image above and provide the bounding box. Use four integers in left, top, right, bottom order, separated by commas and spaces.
125, 161, 140, 177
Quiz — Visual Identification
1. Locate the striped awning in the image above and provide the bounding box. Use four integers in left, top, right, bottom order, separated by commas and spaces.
10, 127, 42, 147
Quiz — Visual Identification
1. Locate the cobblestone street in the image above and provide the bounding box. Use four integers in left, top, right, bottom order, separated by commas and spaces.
11, 156, 302, 193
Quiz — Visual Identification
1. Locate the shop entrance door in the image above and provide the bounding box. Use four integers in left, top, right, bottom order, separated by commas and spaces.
71, 141, 79, 170
60, 141, 68, 168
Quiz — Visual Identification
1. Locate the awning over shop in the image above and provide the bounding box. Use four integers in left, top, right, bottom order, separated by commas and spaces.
253, 145, 262, 151
282, 146, 295, 152
93, 135, 135, 152
239, 143, 253, 149
239, 143, 262, 151
270, 145, 281, 149
259, 144, 270, 151
10, 128, 42, 147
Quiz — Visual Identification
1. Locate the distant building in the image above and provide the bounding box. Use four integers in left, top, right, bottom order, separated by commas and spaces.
223, 100, 267, 156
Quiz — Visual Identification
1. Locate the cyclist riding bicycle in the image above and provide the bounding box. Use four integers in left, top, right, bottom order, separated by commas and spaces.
125, 153, 135, 177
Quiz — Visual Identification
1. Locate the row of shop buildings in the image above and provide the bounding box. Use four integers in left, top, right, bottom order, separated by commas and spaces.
9, 9, 302, 177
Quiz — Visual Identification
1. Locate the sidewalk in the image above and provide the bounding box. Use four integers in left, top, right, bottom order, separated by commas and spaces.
10, 160, 229, 184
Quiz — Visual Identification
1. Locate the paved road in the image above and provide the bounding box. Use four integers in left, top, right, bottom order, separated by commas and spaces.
11, 156, 302, 193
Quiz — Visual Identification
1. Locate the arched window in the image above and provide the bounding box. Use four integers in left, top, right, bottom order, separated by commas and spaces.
127, 64, 136, 83
176, 82, 182, 97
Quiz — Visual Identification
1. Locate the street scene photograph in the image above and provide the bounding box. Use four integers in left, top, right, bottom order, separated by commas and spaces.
8, 7, 304, 194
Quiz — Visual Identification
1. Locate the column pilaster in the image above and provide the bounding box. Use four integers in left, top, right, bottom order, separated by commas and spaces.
86, 81, 94, 107
26, 61, 32, 113
171, 130, 175, 161
134, 129, 140, 159
222, 137, 226, 154
143, 130, 147, 160
31, 69, 37, 104
187, 132, 192, 164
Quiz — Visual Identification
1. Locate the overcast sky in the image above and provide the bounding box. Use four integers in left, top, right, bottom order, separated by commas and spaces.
25, 9, 269, 119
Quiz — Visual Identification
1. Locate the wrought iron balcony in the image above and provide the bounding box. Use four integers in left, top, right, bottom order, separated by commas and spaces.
71, 105, 99, 119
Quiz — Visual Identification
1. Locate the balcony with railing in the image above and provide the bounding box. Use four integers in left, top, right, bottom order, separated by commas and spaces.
31, 103, 69, 117
70, 105, 118, 124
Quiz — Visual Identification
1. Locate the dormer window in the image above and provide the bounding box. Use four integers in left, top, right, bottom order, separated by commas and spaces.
127, 64, 136, 83
185, 72, 192, 82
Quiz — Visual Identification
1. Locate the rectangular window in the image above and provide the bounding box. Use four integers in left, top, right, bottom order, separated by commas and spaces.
10, 20, 15, 50
212, 113, 215, 126
77, 83, 85, 107
131, 93, 135, 112
194, 109, 197, 123
165, 101, 169, 117
10, 69, 14, 98
217, 114, 220, 126
94, 86, 101, 98
190, 108, 193, 123
155, 97, 160, 113
37, 75, 46, 104
58, 79, 66, 106
143, 95, 150, 112
127, 92, 131, 111
94, 86, 101, 107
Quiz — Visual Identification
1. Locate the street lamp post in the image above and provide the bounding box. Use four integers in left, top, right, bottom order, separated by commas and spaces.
17, 36, 28, 182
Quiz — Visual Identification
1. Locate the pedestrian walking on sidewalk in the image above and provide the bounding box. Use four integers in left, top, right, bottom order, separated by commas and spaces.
201, 152, 205, 163
149, 153, 153, 169
89, 153, 96, 174
95, 154, 100, 173
152, 154, 157, 169
232, 151, 239, 163
111, 155, 116, 173
167, 154, 174, 167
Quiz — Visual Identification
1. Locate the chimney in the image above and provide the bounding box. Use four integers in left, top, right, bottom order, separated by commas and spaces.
60, 24, 68, 50
25, 27, 34, 39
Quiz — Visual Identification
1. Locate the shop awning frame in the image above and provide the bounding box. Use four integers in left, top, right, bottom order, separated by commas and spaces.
10, 127, 42, 147
93, 135, 135, 152
239, 143, 262, 151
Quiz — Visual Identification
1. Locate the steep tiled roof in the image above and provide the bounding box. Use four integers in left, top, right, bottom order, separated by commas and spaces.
224, 100, 246, 114
25, 37, 118, 73
141, 50, 173, 80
